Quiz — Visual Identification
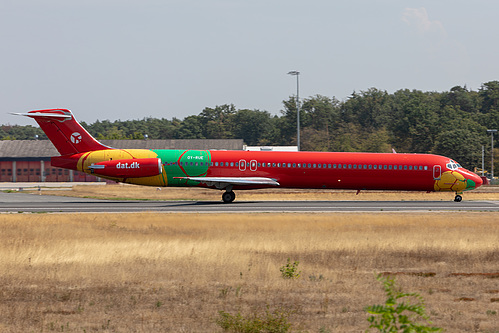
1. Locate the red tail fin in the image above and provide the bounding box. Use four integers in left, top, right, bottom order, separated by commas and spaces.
17, 109, 111, 155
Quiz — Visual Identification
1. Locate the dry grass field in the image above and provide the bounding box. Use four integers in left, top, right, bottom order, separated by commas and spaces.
32, 183, 499, 202
0, 212, 498, 332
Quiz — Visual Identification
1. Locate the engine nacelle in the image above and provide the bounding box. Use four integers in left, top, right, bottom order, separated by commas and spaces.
89, 158, 163, 178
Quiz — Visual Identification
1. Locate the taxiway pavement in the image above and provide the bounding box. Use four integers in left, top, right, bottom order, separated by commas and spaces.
1, 191, 499, 213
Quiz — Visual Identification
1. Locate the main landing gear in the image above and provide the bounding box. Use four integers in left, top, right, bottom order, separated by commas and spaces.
454, 194, 463, 202
222, 191, 236, 203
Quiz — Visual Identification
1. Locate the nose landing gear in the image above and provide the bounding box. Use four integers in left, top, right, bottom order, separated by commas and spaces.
454, 194, 463, 202
222, 191, 236, 203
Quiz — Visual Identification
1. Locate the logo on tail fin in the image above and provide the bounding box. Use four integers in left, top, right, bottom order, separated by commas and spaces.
71, 132, 82, 144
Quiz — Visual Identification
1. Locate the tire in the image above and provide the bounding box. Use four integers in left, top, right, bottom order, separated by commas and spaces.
222, 191, 235, 203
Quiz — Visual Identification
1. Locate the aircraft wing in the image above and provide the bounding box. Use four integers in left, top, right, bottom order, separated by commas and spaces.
173, 176, 280, 189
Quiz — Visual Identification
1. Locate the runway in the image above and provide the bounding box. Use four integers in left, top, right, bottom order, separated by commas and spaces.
1, 191, 499, 213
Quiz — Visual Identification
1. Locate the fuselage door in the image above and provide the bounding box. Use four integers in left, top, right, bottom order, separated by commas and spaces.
250, 160, 257, 171
433, 165, 441, 180
239, 159, 246, 171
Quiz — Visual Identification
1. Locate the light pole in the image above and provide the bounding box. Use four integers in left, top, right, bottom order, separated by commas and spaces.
482, 145, 485, 176
287, 70, 300, 151
487, 129, 497, 180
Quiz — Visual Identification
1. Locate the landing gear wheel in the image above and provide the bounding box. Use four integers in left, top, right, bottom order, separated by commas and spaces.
454, 194, 463, 202
222, 191, 236, 203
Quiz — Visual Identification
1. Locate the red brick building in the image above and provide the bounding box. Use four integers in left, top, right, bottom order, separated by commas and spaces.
0, 139, 243, 182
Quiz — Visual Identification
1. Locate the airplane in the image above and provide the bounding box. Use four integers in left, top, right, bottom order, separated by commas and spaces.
14, 108, 483, 203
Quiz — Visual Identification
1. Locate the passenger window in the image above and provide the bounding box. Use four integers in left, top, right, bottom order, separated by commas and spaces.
230, 162, 234, 167
313, 164, 316, 168
348, 164, 352, 169
373, 165, 377, 170
333, 164, 336, 168
353, 164, 357, 169
424, 166, 428, 170
297, 163, 301, 168
409, 166, 412, 170
288, 163, 291, 168
293, 163, 296, 168
277, 163, 281, 167
308, 163, 312, 168
394, 165, 397, 170
404, 165, 407, 170
328, 164, 331, 168
369, 165, 372, 169
388, 165, 392, 170
384, 165, 387, 170
338, 164, 341, 169
318, 164, 321, 168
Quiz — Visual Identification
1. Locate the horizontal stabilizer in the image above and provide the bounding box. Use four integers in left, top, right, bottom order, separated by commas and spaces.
11, 112, 71, 119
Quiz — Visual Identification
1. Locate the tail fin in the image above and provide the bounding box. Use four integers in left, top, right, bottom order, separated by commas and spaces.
14, 109, 111, 155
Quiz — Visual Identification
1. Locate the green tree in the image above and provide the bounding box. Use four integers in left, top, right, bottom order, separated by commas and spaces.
280, 96, 303, 146
479, 81, 499, 113
340, 88, 392, 130
232, 109, 273, 145
177, 115, 205, 139
199, 104, 236, 139
390, 90, 439, 153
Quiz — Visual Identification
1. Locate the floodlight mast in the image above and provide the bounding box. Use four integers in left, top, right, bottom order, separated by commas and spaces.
287, 70, 300, 151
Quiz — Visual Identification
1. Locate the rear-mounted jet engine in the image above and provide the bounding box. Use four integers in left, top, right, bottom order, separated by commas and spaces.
89, 158, 163, 178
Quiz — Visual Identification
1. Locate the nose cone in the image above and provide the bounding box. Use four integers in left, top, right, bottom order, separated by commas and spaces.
473, 173, 483, 188
463, 170, 483, 190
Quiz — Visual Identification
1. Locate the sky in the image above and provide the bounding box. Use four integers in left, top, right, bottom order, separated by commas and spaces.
1, 0, 498, 125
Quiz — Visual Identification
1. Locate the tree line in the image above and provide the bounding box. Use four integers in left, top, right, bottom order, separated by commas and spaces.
3, 81, 499, 171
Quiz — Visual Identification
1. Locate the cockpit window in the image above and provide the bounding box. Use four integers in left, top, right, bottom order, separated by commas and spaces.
446, 160, 462, 170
